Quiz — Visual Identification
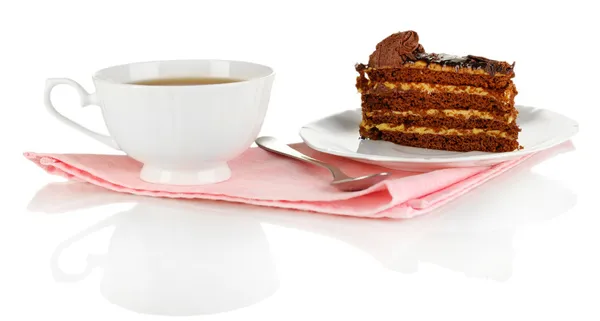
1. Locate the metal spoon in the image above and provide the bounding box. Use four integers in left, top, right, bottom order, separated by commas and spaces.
255, 136, 392, 192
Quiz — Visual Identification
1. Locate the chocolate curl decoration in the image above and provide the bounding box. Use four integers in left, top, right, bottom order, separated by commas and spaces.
368, 30, 425, 68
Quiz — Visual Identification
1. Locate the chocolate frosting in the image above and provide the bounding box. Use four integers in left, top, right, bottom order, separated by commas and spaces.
368, 30, 425, 68
363, 30, 516, 76
414, 53, 516, 76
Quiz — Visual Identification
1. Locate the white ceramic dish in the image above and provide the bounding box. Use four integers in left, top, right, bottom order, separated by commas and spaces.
299, 106, 579, 171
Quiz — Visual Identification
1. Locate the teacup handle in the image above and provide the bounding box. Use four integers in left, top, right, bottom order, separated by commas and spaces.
44, 78, 120, 150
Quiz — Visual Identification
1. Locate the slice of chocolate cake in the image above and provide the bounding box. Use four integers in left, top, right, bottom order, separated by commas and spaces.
356, 30, 520, 152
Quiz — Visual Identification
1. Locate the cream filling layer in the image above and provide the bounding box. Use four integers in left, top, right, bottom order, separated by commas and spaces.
361, 121, 512, 139
366, 109, 515, 123
381, 81, 512, 100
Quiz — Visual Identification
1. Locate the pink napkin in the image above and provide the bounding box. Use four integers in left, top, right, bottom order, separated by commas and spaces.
24, 143, 548, 219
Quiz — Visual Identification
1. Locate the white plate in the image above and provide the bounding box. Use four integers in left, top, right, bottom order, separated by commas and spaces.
299, 106, 579, 171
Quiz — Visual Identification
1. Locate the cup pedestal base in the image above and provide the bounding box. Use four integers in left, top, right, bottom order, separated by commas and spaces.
139, 163, 231, 185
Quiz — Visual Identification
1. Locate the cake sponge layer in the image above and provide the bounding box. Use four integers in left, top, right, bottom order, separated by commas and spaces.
361, 90, 517, 112
363, 112, 520, 136
356, 63, 513, 89
359, 126, 520, 153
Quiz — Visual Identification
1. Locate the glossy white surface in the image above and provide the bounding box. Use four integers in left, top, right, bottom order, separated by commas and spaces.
4, 0, 600, 320
300, 106, 579, 171
44, 60, 275, 185
5, 145, 599, 320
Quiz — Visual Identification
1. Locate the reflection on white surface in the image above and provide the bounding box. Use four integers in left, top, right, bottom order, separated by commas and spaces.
251, 142, 577, 281
28, 185, 279, 316
250, 143, 576, 281
27, 141, 577, 317
257, 165, 575, 281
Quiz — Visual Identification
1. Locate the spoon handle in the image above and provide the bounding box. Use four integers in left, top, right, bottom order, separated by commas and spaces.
255, 136, 346, 178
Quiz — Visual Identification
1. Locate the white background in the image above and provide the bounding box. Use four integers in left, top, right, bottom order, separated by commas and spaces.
1, 0, 599, 320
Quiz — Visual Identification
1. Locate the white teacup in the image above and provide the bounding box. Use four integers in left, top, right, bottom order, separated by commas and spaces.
44, 59, 275, 185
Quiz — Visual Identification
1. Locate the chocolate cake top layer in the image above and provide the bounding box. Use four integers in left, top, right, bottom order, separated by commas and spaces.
413, 53, 515, 76
364, 30, 515, 76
